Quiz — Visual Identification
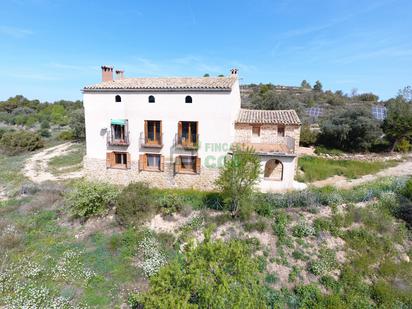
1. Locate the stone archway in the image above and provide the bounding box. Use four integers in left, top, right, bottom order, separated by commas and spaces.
264, 159, 283, 180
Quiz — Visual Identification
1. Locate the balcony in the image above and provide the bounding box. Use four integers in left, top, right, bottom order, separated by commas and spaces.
107, 120, 129, 147
175, 133, 199, 150
140, 132, 163, 148
233, 136, 296, 155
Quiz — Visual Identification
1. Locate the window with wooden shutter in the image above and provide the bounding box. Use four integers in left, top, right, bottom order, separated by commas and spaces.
174, 156, 181, 174
175, 156, 197, 174
126, 153, 131, 169
160, 155, 165, 172
139, 154, 144, 171
177, 121, 182, 145
106, 152, 112, 168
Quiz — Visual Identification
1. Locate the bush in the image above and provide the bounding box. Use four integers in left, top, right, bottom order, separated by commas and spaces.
139, 228, 265, 308
0, 130, 44, 155
395, 138, 411, 153
116, 182, 157, 227
292, 221, 315, 238
58, 130, 74, 140
300, 125, 318, 146
155, 192, 184, 216
38, 128, 51, 138
401, 178, 412, 200
318, 108, 382, 152
65, 180, 119, 219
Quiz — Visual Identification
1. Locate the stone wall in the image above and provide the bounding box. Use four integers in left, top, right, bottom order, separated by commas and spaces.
234, 123, 301, 151
84, 157, 220, 190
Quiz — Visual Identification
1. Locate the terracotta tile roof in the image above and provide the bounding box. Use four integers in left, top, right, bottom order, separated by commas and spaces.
236, 109, 301, 125
83, 77, 237, 92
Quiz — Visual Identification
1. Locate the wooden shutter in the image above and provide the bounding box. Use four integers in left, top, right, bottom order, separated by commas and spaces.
126, 152, 131, 169
144, 120, 148, 142
139, 154, 144, 171
106, 152, 112, 168
160, 155, 165, 172
159, 121, 162, 145
196, 157, 201, 174
178, 121, 182, 143
175, 156, 181, 174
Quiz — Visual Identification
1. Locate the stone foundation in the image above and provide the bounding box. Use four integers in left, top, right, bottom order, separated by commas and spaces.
84, 157, 220, 190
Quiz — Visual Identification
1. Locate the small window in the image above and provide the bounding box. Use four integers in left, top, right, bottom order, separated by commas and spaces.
147, 154, 161, 170
185, 96, 192, 103
175, 155, 200, 174
278, 125, 285, 137
139, 153, 164, 172
148, 95, 155, 103
115, 153, 127, 166
115, 95, 121, 102
252, 126, 260, 137
106, 152, 130, 169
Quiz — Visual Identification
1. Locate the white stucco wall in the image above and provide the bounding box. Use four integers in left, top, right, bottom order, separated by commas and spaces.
83, 79, 241, 166
257, 155, 299, 192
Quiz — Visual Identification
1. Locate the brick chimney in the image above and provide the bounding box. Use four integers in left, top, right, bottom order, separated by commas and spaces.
230, 68, 238, 77
101, 66, 113, 82
115, 69, 124, 80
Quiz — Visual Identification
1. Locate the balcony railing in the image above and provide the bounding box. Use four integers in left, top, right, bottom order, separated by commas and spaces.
107, 130, 130, 146
140, 132, 163, 148
175, 133, 199, 150
232, 136, 296, 154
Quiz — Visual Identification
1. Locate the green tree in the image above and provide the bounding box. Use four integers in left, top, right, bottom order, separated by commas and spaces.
313, 80, 323, 92
398, 86, 412, 103
382, 99, 412, 152
69, 108, 85, 140
215, 146, 260, 216
138, 227, 265, 308
301, 80, 311, 89
203, 73, 210, 77
318, 108, 382, 152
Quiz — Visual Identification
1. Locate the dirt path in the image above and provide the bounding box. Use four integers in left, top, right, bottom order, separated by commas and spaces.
23, 142, 84, 183
311, 154, 412, 189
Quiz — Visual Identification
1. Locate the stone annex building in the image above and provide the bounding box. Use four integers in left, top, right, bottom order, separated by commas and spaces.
82, 66, 302, 191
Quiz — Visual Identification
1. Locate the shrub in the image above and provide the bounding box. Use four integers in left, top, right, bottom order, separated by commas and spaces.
292, 221, 315, 238
300, 125, 318, 147
38, 128, 51, 138
272, 210, 289, 243
318, 108, 382, 152
155, 192, 184, 216
58, 130, 74, 141
244, 220, 267, 232
116, 182, 157, 227
401, 178, 412, 200
265, 273, 279, 284
139, 228, 265, 308
397, 201, 412, 228
215, 145, 260, 216
395, 138, 411, 153
308, 248, 337, 276
0, 130, 44, 155
65, 180, 119, 219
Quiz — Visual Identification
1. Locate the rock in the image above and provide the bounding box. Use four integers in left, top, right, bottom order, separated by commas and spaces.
400, 254, 410, 263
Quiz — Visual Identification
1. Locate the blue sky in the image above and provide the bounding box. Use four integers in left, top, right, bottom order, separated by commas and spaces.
0, 0, 411, 101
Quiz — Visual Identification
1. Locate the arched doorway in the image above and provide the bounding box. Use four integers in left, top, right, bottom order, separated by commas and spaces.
264, 159, 283, 181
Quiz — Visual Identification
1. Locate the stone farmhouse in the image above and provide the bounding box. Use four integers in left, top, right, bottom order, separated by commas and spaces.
82, 66, 302, 191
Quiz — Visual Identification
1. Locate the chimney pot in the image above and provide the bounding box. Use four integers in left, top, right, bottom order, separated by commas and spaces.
230, 68, 239, 77
101, 65, 113, 82
115, 69, 124, 80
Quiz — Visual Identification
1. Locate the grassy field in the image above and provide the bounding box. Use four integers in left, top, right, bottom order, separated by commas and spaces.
48, 143, 85, 175
297, 155, 399, 182
0, 153, 29, 196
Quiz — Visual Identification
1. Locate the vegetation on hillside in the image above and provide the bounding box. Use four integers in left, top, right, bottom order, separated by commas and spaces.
243, 83, 412, 153
0, 95, 84, 156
